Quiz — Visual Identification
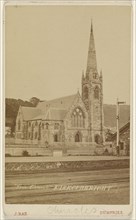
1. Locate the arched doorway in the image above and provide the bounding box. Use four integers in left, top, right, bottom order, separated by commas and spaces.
75, 132, 82, 142
54, 134, 58, 142
94, 134, 100, 144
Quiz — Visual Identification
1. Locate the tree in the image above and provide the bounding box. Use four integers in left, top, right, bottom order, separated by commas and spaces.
22, 150, 29, 157
29, 97, 40, 107
105, 128, 114, 141
5, 98, 33, 133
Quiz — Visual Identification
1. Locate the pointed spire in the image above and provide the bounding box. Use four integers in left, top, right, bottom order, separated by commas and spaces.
82, 70, 84, 80
77, 88, 80, 97
86, 20, 97, 78
100, 69, 103, 81
100, 69, 102, 77
91, 19, 93, 34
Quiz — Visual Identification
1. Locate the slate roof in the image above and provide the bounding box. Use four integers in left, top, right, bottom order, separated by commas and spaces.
21, 107, 41, 121
20, 94, 77, 121
110, 121, 130, 141
46, 108, 67, 120
37, 94, 77, 111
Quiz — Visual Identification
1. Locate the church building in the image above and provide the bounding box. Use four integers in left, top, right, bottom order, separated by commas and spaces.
15, 22, 105, 147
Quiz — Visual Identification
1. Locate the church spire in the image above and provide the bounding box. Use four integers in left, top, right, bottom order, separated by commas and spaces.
91, 19, 93, 34
82, 70, 84, 80
86, 21, 97, 78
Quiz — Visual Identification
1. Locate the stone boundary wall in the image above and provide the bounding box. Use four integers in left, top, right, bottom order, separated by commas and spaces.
5, 141, 112, 157
6, 142, 98, 148
5, 159, 129, 173
5, 145, 105, 156
6, 144, 40, 148
5, 147, 52, 157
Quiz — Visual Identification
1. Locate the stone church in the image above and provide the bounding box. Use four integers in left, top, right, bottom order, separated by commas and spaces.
15, 23, 105, 146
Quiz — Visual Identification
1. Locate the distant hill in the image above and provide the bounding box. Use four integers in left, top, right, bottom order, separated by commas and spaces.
104, 104, 130, 129
5, 98, 130, 133
6, 98, 34, 132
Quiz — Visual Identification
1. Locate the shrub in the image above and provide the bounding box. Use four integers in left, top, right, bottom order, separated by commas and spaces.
103, 148, 109, 156
5, 153, 11, 157
22, 150, 30, 157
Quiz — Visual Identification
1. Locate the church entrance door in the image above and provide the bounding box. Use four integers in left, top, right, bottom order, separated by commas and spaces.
75, 132, 82, 142
54, 134, 58, 142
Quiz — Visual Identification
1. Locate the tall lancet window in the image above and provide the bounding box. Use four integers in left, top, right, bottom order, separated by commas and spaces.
38, 122, 41, 140
84, 87, 89, 99
94, 86, 99, 99
71, 108, 85, 128
18, 120, 21, 131
93, 72, 97, 79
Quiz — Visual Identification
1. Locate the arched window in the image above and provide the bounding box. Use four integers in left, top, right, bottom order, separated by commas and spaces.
28, 132, 31, 139
38, 123, 41, 140
54, 134, 58, 142
84, 87, 89, 99
93, 72, 97, 79
54, 123, 59, 130
94, 134, 100, 144
120, 141, 124, 150
18, 120, 21, 131
42, 123, 44, 129
35, 132, 38, 139
45, 123, 49, 129
75, 131, 82, 142
31, 124, 34, 140
94, 86, 99, 99
35, 121, 38, 126
71, 108, 85, 128
28, 122, 31, 127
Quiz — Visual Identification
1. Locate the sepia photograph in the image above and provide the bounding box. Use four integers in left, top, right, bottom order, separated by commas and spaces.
3, 2, 133, 219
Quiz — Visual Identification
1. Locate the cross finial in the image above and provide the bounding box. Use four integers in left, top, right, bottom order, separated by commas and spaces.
91, 18, 93, 34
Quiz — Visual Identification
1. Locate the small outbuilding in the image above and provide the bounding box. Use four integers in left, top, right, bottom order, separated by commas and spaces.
111, 121, 130, 156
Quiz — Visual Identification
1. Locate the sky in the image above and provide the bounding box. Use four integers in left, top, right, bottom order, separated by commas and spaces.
5, 5, 131, 104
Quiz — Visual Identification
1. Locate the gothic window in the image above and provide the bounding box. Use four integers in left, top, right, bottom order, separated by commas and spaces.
71, 108, 85, 128
54, 123, 59, 130
38, 123, 41, 140
120, 141, 124, 150
93, 72, 97, 79
54, 134, 58, 142
94, 86, 99, 99
35, 121, 38, 126
22, 124, 25, 139
35, 132, 38, 139
42, 123, 44, 129
28, 132, 31, 139
31, 124, 34, 140
84, 87, 88, 99
45, 123, 49, 129
23, 123, 28, 139
94, 134, 100, 144
75, 131, 82, 142
18, 120, 21, 131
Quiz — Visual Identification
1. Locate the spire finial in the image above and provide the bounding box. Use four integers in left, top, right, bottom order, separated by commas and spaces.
82, 70, 84, 80
86, 19, 97, 76
91, 19, 93, 34
100, 69, 103, 79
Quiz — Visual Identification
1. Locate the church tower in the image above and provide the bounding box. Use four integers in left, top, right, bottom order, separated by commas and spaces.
82, 22, 104, 143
